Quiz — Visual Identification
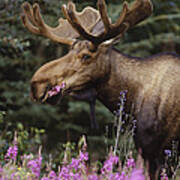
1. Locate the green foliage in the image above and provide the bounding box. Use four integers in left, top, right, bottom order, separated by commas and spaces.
0, 112, 45, 165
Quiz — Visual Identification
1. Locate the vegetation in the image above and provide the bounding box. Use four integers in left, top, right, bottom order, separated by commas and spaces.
0, 0, 180, 179
0, 106, 179, 179
0, 133, 147, 180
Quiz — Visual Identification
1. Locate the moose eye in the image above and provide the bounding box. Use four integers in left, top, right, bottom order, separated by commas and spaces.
82, 54, 91, 61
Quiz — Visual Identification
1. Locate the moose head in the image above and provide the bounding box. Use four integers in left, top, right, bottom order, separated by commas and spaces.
21, 0, 152, 107
22, 0, 180, 179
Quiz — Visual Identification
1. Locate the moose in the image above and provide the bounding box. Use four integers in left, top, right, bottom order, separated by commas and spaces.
21, 0, 180, 179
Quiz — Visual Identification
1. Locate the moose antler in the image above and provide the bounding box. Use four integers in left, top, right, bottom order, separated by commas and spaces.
22, 0, 153, 46
21, 2, 100, 46
63, 0, 153, 46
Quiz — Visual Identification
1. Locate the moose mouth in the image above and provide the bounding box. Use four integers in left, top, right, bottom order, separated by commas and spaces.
45, 83, 66, 105
42, 82, 91, 105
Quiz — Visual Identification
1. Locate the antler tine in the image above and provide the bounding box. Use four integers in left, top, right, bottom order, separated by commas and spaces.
97, 0, 111, 33
22, 2, 37, 28
21, 14, 40, 35
95, 0, 152, 45
62, 2, 96, 43
112, 2, 129, 28
21, 3, 42, 35
96, 0, 129, 42
21, 2, 75, 46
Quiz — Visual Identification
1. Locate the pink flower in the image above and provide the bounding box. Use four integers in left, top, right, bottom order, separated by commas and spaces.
161, 169, 169, 180
108, 172, 121, 180
88, 174, 99, 180
48, 83, 66, 97
120, 171, 128, 180
49, 170, 57, 179
58, 166, 70, 179
128, 168, 145, 180
126, 158, 135, 169
5, 145, 18, 161
79, 151, 88, 161
48, 86, 61, 97
27, 156, 42, 178
101, 154, 119, 175
69, 158, 81, 171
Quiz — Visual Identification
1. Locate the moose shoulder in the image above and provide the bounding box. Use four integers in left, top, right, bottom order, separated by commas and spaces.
21, 0, 180, 179
96, 51, 180, 113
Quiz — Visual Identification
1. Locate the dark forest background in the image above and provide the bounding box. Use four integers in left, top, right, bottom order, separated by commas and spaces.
0, 0, 180, 160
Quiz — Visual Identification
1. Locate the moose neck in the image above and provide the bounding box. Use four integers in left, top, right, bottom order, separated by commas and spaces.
96, 47, 144, 113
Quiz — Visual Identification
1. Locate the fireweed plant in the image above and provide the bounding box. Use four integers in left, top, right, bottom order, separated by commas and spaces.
0, 92, 180, 179
113, 90, 136, 158
0, 134, 147, 180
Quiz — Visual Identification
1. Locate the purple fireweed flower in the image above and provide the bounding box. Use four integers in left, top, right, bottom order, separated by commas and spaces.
59, 150, 89, 180
49, 170, 57, 179
27, 156, 42, 178
48, 83, 65, 97
88, 174, 99, 180
69, 172, 82, 180
59, 165, 82, 180
119, 171, 128, 180
101, 155, 119, 175
126, 158, 135, 169
58, 166, 70, 179
79, 151, 88, 161
128, 168, 145, 180
48, 86, 61, 97
108, 172, 121, 180
41, 170, 57, 180
69, 158, 81, 171
161, 169, 169, 180
101, 161, 113, 175
11, 172, 16, 179
66, 152, 88, 173
110, 155, 119, 165
5, 145, 18, 161
164, 149, 171, 157
161, 176, 169, 180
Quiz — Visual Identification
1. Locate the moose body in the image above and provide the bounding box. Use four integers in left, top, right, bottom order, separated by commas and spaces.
21, 0, 180, 179
101, 50, 180, 178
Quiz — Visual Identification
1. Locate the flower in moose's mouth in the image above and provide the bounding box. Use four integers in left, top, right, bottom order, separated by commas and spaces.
48, 82, 66, 98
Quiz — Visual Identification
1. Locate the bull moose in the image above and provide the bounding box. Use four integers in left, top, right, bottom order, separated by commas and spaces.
21, 0, 180, 179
